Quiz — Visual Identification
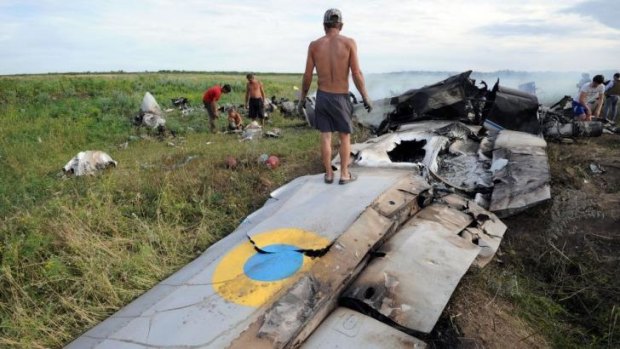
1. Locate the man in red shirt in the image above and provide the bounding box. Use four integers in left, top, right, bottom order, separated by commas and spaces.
203, 84, 232, 132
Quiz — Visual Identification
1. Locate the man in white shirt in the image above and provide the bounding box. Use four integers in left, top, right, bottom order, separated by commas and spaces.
573, 74, 605, 121
604, 72, 620, 123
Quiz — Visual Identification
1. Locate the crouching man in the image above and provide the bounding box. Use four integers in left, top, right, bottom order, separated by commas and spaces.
573, 75, 605, 121
227, 107, 244, 131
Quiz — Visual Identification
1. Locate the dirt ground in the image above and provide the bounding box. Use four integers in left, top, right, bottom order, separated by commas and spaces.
430, 134, 620, 348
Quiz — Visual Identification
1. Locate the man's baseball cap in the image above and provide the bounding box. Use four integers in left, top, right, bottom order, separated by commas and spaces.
323, 8, 343, 24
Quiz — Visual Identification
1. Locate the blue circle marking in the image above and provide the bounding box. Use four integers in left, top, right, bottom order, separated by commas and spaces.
243, 244, 304, 281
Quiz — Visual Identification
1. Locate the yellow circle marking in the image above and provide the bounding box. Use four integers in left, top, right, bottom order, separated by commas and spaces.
212, 228, 329, 307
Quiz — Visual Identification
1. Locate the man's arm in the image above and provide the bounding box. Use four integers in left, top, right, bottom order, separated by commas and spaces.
259, 82, 266, 101
245, 83, 250, 108
300, 43, 315, 102
594, 92, 604, 116
348, 38, 372, 111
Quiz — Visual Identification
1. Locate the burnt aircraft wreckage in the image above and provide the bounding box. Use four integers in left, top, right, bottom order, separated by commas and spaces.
69, 72, 565, 348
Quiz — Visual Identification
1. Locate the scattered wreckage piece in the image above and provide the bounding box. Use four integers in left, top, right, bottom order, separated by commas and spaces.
437, 194, 507, 268
280, 101, 297, 116
241, 121, 263, 141
540, 96, 605, 138
62, 151, 117, 176
331, 121, 482, 172
171, 96, 190, 110
228, 172, 427, 349
134, 92, 166, 130
170, 96, 197, 116
354, 71, 606, 140
333, 121, 490, 193
541, 116, 604, 139
352, 97, 396, 131
375, 71, 483, 134
300, 307, 426, 349
432, 123, 492, 193
302, 96, 317, 127
518, 81, 537, 95
340, 122, 550, 219
265, 128, 281, 138
342, 196, 506, 334
489, 130, 551, 218
264, 98, 276, 113
543, 119, 604, 138
483, 82, 540, 134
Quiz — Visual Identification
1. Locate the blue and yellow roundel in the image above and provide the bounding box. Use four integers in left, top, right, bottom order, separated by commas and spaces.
212, 228, 329, 307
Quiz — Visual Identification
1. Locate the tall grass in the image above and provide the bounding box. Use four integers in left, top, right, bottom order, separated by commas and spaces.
0, 73, 320, 348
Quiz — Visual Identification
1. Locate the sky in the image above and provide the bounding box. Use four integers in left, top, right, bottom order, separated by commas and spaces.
0, 0, 619, 75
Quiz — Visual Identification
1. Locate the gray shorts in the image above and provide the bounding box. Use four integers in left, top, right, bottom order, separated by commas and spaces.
314, 90, 353, 133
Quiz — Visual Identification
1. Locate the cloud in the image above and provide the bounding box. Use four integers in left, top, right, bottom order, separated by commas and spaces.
563, 0, 620, 30
475, 21, 578, 37
0, 0, 619, 74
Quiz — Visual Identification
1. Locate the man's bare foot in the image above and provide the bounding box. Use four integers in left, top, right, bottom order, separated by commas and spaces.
324, 173, 334, 184
338, 172, 357, 185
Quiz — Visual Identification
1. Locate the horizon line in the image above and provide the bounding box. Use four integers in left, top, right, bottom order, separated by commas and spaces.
2, 68, 617, 78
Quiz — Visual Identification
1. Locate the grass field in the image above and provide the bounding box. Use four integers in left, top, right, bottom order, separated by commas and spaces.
1, 73, 617, 348
0, 72, 330, 348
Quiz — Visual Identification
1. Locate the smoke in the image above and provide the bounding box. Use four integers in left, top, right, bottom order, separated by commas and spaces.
356, 70, 617, 105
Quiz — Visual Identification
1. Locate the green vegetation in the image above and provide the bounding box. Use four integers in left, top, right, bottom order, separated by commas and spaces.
458, 138, 620, 348
1, 73, 616, 348
0, 73, 323, 348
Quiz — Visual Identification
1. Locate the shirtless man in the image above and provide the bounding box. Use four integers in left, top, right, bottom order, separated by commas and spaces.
298, 8, 372, 185
245, 73, 266, 125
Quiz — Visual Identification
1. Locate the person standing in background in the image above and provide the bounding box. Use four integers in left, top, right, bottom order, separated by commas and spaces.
245, 74, 266, 125
604, 72, 620, 123
577, 73, 590, 88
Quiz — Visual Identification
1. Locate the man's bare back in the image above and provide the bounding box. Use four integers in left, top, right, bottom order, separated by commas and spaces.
301, 29, 369, 105
309, 33, 355, 94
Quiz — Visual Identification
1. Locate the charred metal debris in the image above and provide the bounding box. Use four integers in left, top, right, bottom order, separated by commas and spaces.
316, 70, 617, 138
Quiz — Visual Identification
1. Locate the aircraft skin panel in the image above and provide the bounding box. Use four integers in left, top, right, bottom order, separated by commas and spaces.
92, 339, 146, 349
246, 169, 410, 242
301, 307, 426, 349
65, 169, 412, 349
342, 203, 485, 333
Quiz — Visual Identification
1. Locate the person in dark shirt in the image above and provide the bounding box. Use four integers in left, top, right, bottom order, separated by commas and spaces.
604, 72, 620, 123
